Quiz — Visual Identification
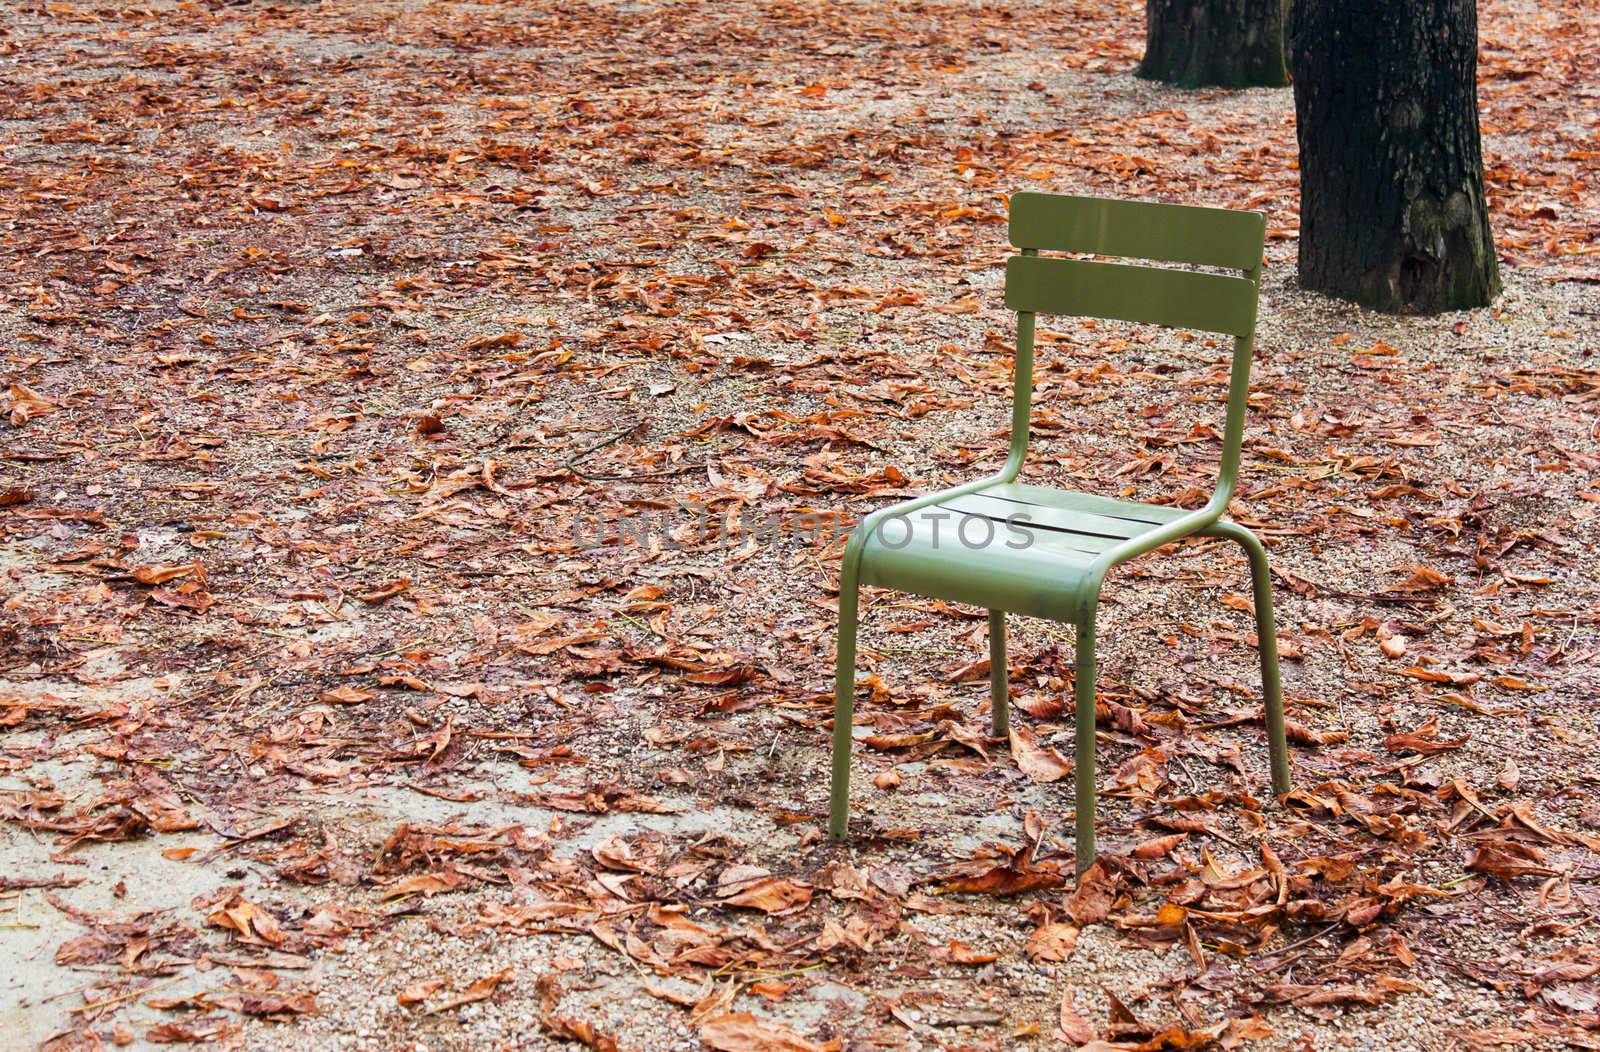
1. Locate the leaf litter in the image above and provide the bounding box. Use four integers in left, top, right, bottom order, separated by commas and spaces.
0, 0, 1598, 1048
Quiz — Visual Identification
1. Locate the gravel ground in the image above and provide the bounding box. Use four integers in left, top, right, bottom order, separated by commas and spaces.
1, 0, 1598, 1049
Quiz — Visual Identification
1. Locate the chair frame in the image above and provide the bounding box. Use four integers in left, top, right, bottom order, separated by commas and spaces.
827, 192, 1292, 873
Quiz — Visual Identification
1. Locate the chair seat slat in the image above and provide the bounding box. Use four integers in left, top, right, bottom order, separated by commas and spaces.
978, 482, 1194, 526
872, 506, 1115, 556
939, 493, 1153, 541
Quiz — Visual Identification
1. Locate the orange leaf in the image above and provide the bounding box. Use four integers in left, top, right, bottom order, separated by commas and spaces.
1025, 922, 1079, 962
1390, 565, 1453, 592
1056, 990, 1096, 1045
1132, 833, 1187, 860
356, 579, 411, 604
131, 563, 201, 585
397, 979, 445, 1006
320, 686, 374, 705
717, 866, 812, 914
427, 967, 512, 1014
700, 1012, 836, 1052
1009, 727, 1072, 783
948, 940, 998, 965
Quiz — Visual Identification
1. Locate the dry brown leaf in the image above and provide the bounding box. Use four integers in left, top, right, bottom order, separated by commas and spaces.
1284, 720, 1350, 747
1055, 989, 1096, 1045
537, 974, 622, 1050
947, 939, 999, 964
397, 979, 446, 1005
144, 1021, 234, 1044
379, 871, 467, 901
1025, 922, 1079, 962
428, 968, 513, 1014
356, 579, 411, 604
1398, 666, 1481, 687
699, 1012, 836, 1052
1132, 833, 1186, 860
1383, 718, 1470, 755
938, 842, 1066, 897
1391, 564, 1454, 592
1066, 860, 1117, 926
684, 665, 760, 686
320, 686, 375, 705
5, 383, 58, 426
717, 866, 812, 914
1016, 694, 1066, 720
1009, 726, 1072, 782
206, 893, 288, 946
1465, 842, 1559, 881
131, 563, 201, 585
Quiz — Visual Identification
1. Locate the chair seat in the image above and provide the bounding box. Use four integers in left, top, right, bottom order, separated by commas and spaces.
858, 482, 1194, 621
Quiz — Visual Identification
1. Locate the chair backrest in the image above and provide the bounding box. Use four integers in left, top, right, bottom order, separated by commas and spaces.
1008, 191, 1265, 271
1005, 191, 1264, 334
1001, 191, 1267, 505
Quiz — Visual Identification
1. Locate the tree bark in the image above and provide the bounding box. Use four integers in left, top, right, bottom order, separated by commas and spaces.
1290, 0, 1500, 313
1138, 0, 1289, 89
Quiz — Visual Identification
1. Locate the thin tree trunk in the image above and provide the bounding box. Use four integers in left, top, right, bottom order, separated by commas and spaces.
1290, 0, 1500, 313
1138, 0, 1289, 89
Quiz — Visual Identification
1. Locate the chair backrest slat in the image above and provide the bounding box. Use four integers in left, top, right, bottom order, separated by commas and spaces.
1009, 191, 1264, 271
1004, 255, 1257, 337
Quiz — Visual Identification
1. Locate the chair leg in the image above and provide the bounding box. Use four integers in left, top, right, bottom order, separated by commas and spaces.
828, 576, 861, 840
1205, 520, 1292, 797
988, 609, 1008, 738
1073, 609, 1098, 876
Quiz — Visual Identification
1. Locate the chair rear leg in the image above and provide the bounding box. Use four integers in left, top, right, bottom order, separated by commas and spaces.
1073, 610, 1098, 876
988, 609, 1008, 738
1206, 520, 1291, 797
828, 577, 861, 840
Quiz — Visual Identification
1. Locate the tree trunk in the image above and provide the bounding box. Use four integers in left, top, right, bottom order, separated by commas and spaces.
1290, 0, 1500, 313
1138, 0, 1289, 89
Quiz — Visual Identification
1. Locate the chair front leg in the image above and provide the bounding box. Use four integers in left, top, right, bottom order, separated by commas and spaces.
828, 570, 862, 840
988, 609, 1008, 738
1202, 520, 1291, 797
1073, 606, 1099, 876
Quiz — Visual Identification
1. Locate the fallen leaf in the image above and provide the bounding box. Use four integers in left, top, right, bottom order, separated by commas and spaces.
717, 867, 812, 914
1465, 843, 1558, 881
206, 893, 287, 946
131, 563, 201, 585
938, 843, 1066, 897
379, 871, 467, 901
1066, 860, 1117, 926
428, 968, 513, 1013
1391, 565, 1454, 592
5, 383, 59, 426
356, 579, 411, 604
1025, 922, 1079, 962
1056, 990, 1096, 1044
947, 940, 998, 964
320, 686, 375, 705
397, 979, 446, 1005
699, 1012, 836, 1052
1132, 833, 1186, 860
1009, 726, 1072, 782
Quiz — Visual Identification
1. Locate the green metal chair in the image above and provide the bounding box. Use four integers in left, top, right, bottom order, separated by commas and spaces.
828, 192, 1291, 872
